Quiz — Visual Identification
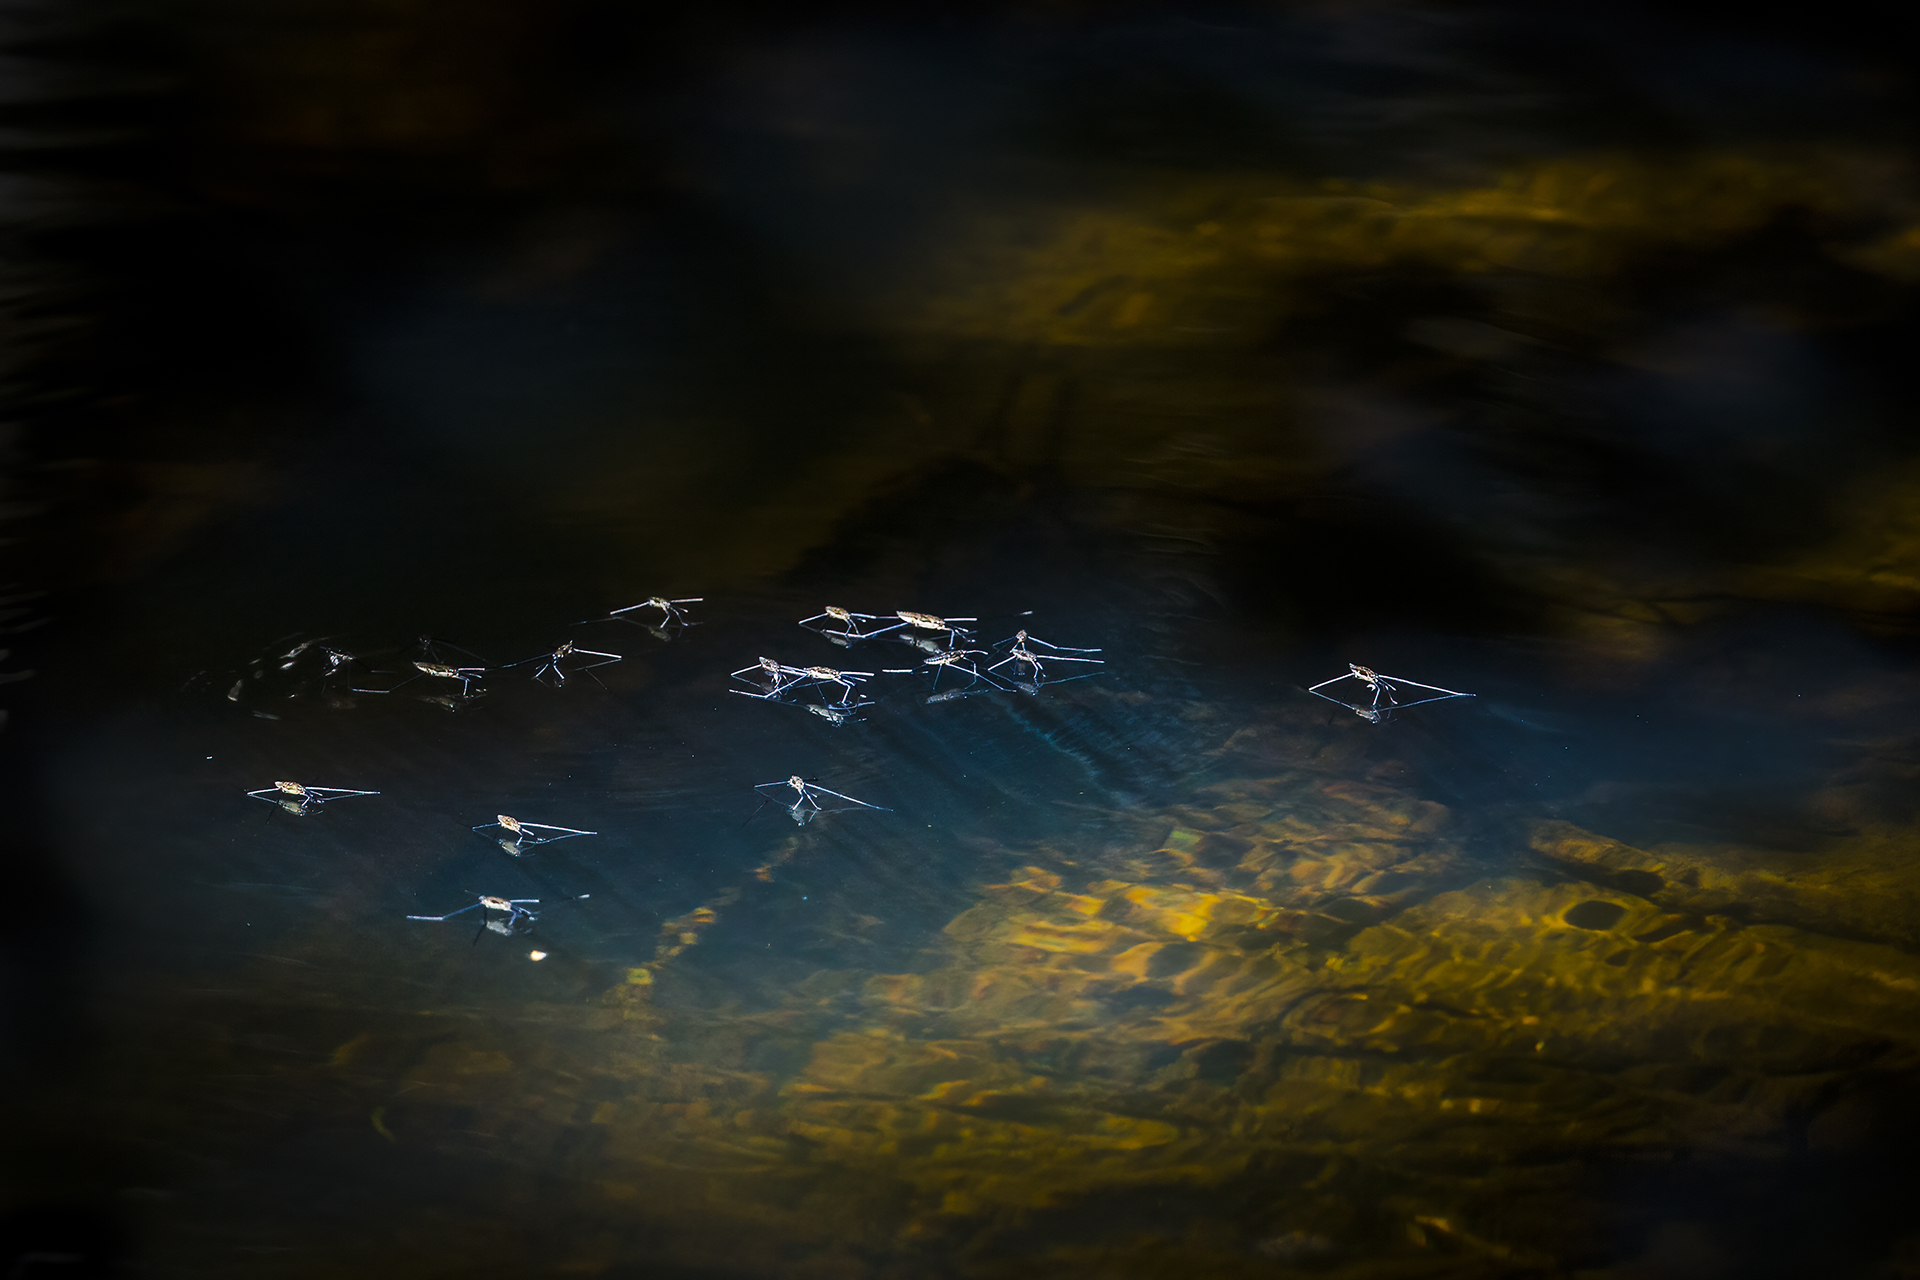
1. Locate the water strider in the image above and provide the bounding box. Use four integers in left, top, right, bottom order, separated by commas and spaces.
243, 781, 380, 813
403, 892, 589, 943
17, 3, 1920, 1275
471, 814, 598, 848
987, 629, 1104, 685
605, 596, 701, 627
499, 638, 622, 687
796, 605, 896, 638
750, 775, 891, 824
1307, 662, 1475, 722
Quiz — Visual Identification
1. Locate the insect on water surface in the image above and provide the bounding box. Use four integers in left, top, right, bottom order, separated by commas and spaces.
473, 814, 598, 848
411, 661, 486, 696
1306, 663, 1474, 721
880, 610, 980, 644
501, 639, 622, 688
730, 656, 805, 698
988, 629, 1105, 685
406, 892, 591, 944
882, 648, 1000, 691
608, 596, 702, 627
245, 781, 380, 814
750, 775, 891, 825
353, 660, 488, 700
791, 664, 875, 705
797, 606, 895, 639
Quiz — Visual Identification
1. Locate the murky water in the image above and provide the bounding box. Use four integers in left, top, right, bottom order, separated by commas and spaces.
10, 3, 1920, 1276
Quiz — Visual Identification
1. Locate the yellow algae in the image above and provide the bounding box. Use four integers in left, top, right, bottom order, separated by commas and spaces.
1532, 819, 1920, 952
1746, 459, 1920, 622
988, 865, 1063, 893
214, 732, 1920, 1273
999, 918, 1125, 954
327, 1030, 373, 1069
1118, 885, 1222, 939
902, 150, 1918, 350
1836, 220, 1920, 280
1109, 943, 1165, 980
1111, 291, 1153, 328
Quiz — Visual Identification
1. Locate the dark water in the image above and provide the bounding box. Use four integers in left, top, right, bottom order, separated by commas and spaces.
9, 3, 1920, 1276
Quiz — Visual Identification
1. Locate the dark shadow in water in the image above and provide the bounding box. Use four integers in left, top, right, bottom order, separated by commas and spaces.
10, 1, 1920, 1276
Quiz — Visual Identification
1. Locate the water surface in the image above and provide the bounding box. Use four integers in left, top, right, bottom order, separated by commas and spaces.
10, 3, 1920, 1276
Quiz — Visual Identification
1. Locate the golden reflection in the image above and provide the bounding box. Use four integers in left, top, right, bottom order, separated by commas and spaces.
904, 150, 1920, 346
1752, 458, 1920, 621
446, 144, 1920, 627
230, 738, 1920, 1273
29, 8, 1920, 1273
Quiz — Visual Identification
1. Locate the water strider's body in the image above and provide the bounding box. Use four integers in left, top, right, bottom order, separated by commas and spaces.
798, 605, 893, 638
503, 638, 621, 687
610, 596, 701, 626
245, 781, 380, 812
751, 775, 890, 823
989, 629, 1104, 684
472, 814, 597, 846
1307, 663, 1472, 721
890, 610, 978, 643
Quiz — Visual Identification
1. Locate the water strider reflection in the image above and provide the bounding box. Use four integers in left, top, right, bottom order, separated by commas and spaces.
13, 2, 1920, 1276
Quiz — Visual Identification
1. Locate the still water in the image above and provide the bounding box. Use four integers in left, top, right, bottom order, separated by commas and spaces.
9, 2, 1920, 1276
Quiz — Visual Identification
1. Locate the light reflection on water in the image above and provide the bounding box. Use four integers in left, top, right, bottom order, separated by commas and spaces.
12, 2, 1920, 1275
42, 573, 1920, 1275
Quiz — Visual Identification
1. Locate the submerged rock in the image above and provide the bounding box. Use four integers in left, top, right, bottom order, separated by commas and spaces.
1531, 818, 1920, 952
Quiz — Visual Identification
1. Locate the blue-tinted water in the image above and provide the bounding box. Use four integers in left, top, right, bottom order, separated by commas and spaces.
11, 3, 1920, 1276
